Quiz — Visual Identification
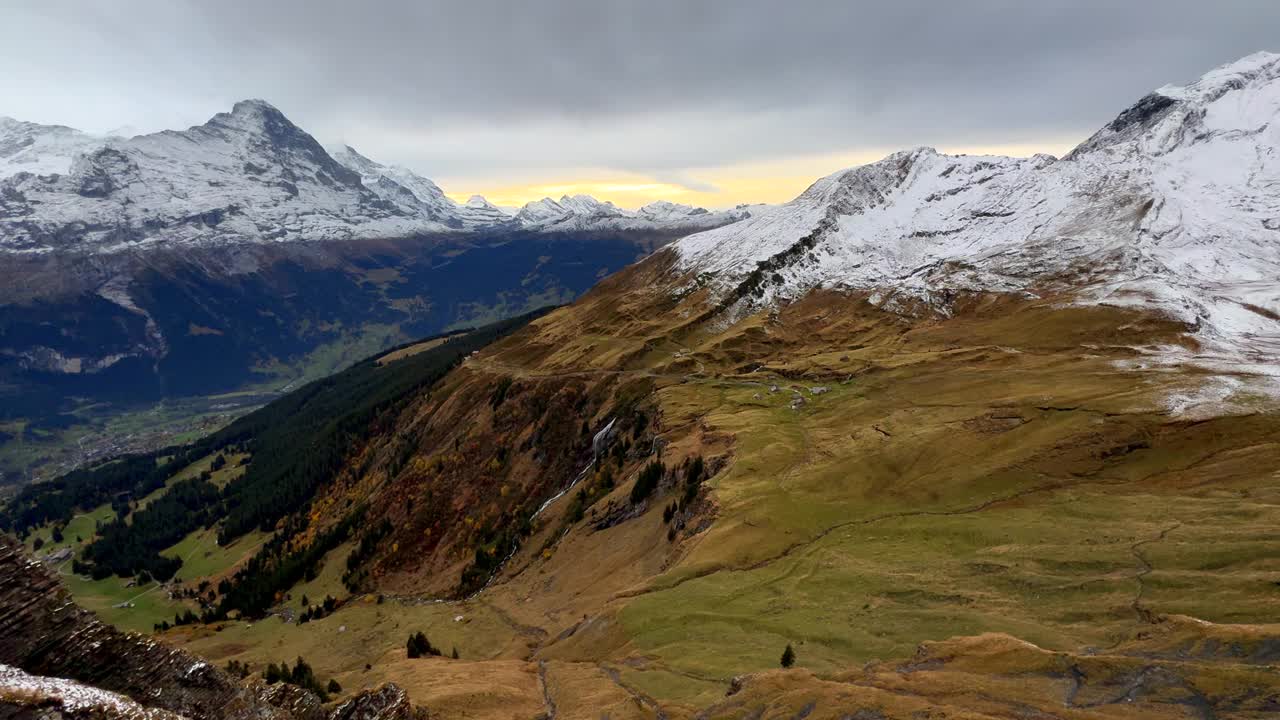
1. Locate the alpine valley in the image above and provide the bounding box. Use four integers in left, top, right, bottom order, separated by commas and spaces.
5, 53, 1280, 719
0, 102, 749, 483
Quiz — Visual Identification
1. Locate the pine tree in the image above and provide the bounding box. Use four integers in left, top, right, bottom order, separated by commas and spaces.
629, 460, 664, 504
327, 678, 342, 694
406, 631, 439, 658
780, 643, 796, 668
451, 647, 459, 659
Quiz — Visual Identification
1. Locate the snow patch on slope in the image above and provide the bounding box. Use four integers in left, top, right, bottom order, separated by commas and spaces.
0, 663, 177, 719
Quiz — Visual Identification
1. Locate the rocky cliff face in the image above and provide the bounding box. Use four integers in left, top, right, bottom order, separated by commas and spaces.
0, 536, 421, 720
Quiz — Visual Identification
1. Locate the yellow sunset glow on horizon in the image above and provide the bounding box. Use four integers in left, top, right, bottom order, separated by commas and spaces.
442, 139, 1080, 211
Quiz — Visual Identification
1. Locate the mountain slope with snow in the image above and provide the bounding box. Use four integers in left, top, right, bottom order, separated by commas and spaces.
0, 104, 746, 254
455, 194, 515, 227
329, 145, 519, 229
0, 118, 117, 179
0, 101, 460, 253
674, 51, 1280, 403
328, 144, 464, 227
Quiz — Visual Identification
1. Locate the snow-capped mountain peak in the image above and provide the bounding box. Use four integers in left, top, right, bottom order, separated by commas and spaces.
514, 197, 567, 224
674, 51, 1280, 409
221, 98, 289, 125
1068, 50, 1280, 159
0, 101, 462, 252
0, 100, 752, 254
557, 194, 624, 217
637, 200, 710, 222
452, 194, 514, 227
1158, 50, 1279, 102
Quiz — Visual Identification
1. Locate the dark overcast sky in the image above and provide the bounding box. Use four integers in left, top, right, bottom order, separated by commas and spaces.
3, 1, 1277, 205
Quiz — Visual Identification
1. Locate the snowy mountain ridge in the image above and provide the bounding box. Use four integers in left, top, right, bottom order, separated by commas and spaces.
675, 51, 1280, 410
0, 117, 125, 179
0, 102, 744, 254
0, 100, 455, 253
513, 193, 749, 232
327, 144, 463, 227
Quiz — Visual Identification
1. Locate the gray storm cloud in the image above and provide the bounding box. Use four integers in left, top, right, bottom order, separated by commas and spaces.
3, 0, 1278, 181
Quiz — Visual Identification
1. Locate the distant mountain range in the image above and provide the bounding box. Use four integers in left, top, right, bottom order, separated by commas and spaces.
0, 102, 751, 481
0, 100, 749, 254
8, 49, 1277, 482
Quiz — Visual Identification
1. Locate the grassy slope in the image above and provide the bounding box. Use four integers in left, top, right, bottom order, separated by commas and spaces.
25, 502, 115, 554
136, 452, 248, 511
589, 297, 1280, 703
63, 573, 196, 635
22, 451, 261, 633
289, 540, 354, 606
164, 527, 268, 582
436, 284, 1280, 714
25, 501, 198, 634
49, 268, 1280, 717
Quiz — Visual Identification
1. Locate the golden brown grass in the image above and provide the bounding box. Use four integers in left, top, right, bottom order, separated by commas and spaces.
376, 336, 451, 366
158, 268, 1280, 718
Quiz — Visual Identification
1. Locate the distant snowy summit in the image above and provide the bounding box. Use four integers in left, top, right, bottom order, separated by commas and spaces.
674, 51, 1280, 405
512, 194, 748, 233
677, 50, 1280, 308
0, 101, 747, 254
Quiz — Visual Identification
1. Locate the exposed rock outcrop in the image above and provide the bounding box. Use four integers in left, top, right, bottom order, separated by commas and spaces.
329, 684, 424, 720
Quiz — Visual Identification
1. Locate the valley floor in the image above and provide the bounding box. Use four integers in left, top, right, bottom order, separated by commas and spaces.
1, 320, 413, 487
